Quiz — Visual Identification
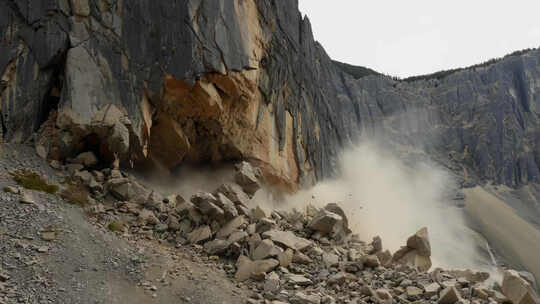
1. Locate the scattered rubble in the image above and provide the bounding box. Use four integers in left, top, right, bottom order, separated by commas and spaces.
4, 148, 538, 304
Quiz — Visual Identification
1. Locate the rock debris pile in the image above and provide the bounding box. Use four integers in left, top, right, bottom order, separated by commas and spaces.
8, 153, 539, 304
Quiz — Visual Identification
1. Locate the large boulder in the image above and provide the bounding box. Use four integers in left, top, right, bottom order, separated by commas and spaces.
392, 227, 432, 272
502, 270, 539, 304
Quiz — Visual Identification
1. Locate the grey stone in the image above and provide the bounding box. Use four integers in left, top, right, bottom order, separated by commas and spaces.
187, 225, 212, 244
262, 230, 312, 251
439, 287, 460, 304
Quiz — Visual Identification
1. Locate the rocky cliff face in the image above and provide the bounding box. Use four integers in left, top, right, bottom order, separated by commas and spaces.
1, 0, 540, 191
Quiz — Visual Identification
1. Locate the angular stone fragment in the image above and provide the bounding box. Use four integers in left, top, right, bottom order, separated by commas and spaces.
393, 227, 432, 272
264, 272, 280, 293
252, 239, 281, 260
215, 193, 238, 219
216, 216, 246, 239
439, 287, 460, 304
406, 227, 431, 256
424, 282, 441, 297
187, 225, 212, 244
286, 273, 313, 286
262, 230, 312, 251
374, 289, 393, 304
235, 255, 279, 281
308, 209, 342, 234
502, 270, 539, 304
204, 239, 230, 255
191, 192, 224, 218
216, 183, 250, 205
293, 251, 312, 264
363, 255, 381, 268
20, 192, 35, 204
278, 248, 294, 267
322, 252, 339, 267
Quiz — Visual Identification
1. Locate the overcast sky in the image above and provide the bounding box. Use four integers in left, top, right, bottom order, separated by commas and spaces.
298, 1, 540, 78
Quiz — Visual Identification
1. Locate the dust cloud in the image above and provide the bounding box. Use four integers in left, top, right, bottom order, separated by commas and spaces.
275, 140, 498, 274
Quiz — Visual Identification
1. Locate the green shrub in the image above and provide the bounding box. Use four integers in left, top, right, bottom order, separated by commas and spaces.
11, 170, 58, 194
107, 221, 124, 232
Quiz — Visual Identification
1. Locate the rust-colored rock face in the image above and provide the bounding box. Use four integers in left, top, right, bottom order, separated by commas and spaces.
147, 69, 300, 192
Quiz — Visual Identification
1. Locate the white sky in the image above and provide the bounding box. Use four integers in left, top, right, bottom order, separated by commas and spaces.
298, 1, 540, 78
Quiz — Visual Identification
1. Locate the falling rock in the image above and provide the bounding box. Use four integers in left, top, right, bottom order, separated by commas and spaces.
502, 270, 539, 304
262, 230, 312, 251
439, 287, 460, 304
253, 239, 281, 260
74, 151, 98, 167
264, 272, 281, 293
187, 225, 212, 244
235, 161, 261, 197
290, 291, 321, 304
308, 209, 342, 234
278, 248, 294, 267
20, 192, 35, 204
216, 216, 246, 239
204, 239, 231, 255
374, 289, 393, 304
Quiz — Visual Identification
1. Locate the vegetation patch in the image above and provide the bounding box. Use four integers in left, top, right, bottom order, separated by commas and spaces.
11, 170, 59, 194
107, 221, 124, 232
